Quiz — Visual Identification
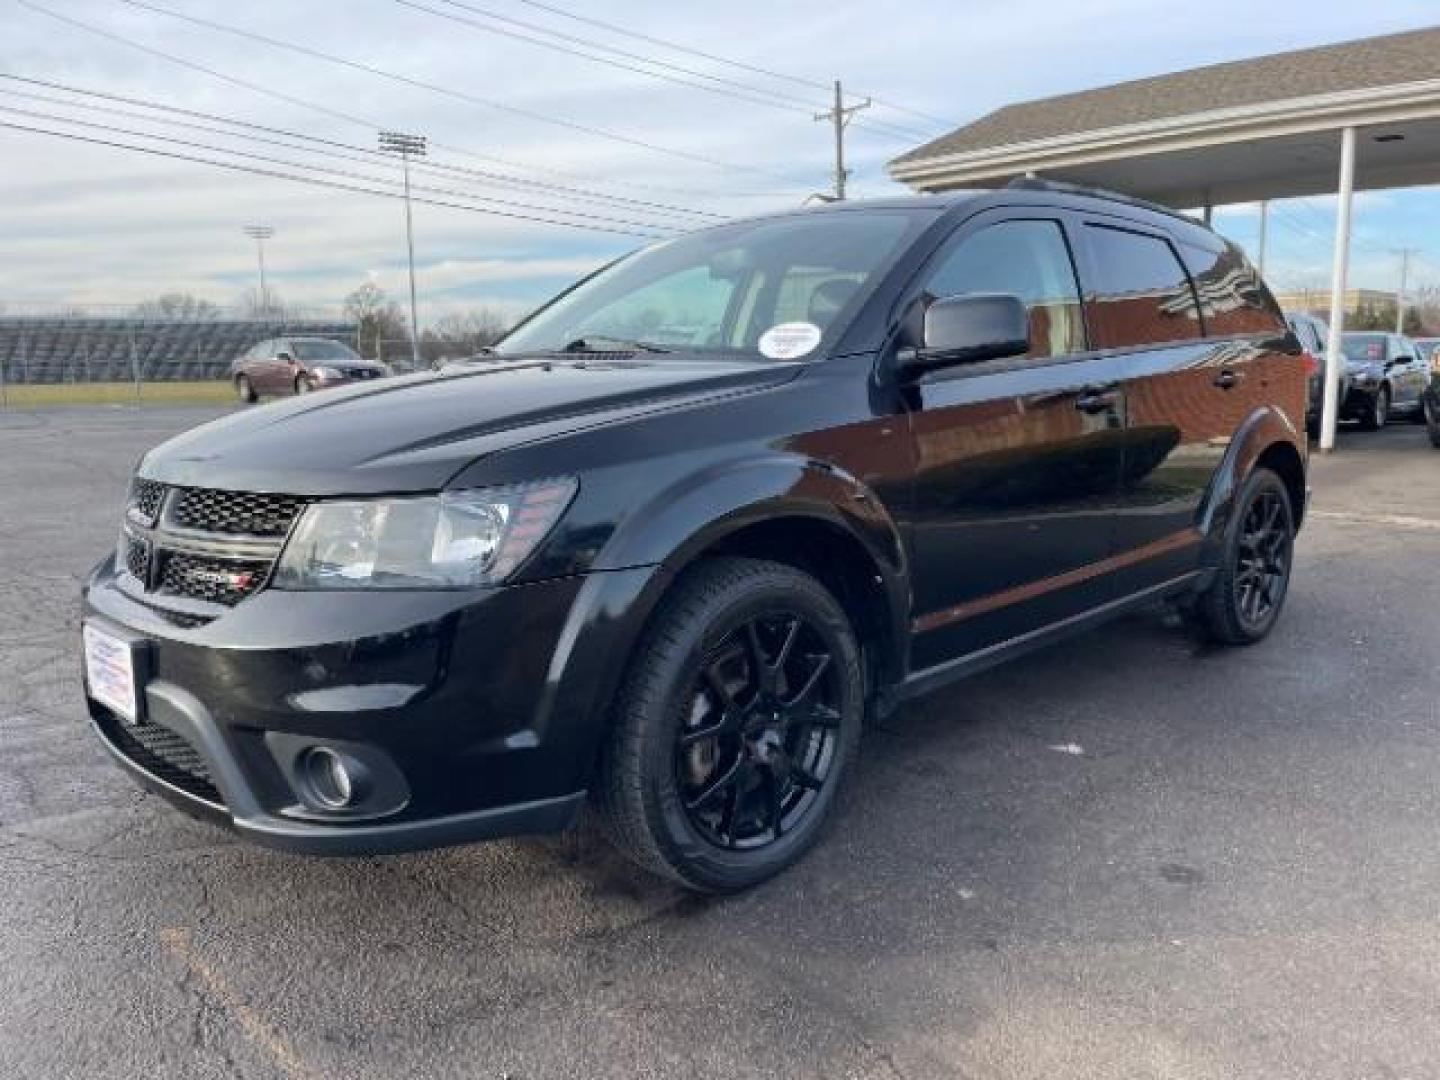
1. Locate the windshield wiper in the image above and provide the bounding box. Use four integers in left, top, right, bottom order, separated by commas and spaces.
560, 335, 670, 354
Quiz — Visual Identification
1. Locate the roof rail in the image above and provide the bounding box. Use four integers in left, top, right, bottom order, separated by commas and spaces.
1004, 177, 1201, 226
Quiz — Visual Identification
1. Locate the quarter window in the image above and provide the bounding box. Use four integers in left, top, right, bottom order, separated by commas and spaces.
1180, 241, 1284, 337
923, 219, 1085, 359
1084, 225, 1201, 349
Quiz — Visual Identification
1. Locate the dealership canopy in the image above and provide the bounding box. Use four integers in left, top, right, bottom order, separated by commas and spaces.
888, 26, 1440, 450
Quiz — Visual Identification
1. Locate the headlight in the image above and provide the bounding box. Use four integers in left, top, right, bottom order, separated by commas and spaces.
312, 365, 342, 379
273, 479, 577, 589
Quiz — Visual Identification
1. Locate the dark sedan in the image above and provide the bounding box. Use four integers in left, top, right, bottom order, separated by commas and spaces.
1339, 332, 1428, 429
1420, 339, 1440, 448
231, 337, 388, 402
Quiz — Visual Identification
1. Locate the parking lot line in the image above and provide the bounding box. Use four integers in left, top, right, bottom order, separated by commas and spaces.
1308, 510, 1440, 531
159, 926, 321, 1080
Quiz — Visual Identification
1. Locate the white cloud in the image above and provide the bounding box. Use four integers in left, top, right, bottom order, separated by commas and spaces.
5, 0, 1440, 319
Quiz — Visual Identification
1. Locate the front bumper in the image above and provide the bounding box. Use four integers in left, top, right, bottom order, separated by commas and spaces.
81, 558, 655, 855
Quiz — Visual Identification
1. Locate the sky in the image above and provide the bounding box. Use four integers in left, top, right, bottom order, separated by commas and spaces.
3, 0, 1440, 325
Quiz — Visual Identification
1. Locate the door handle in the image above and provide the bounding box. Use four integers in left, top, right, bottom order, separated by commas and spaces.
1074, 387, 1119, 414
1213, 368, 1242, 390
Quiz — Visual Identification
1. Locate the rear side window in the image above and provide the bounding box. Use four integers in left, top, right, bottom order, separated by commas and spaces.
1083, 225, 1201, 348
1180, 242, 1285, 337
923, 219, 1085, 359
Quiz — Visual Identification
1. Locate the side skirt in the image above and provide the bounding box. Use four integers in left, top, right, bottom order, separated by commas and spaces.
884, 571, 1206, 711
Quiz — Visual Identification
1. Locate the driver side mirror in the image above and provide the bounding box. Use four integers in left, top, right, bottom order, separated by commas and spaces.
897, 293, 1029, 379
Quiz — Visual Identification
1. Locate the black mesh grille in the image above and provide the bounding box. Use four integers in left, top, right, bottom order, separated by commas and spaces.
98, 712, 224, 807
170, 487, 305, 537
124, 534, 151, 581
159, 552, 268, 606
129, 478, 166, 523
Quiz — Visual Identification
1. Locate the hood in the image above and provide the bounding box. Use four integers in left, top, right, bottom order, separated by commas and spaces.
140, 356, 800, 495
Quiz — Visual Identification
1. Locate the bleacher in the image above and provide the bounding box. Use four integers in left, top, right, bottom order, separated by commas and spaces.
0, 316, 358, 384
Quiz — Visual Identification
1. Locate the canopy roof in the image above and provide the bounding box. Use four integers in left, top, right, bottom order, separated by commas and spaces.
889, 27, 1440, 206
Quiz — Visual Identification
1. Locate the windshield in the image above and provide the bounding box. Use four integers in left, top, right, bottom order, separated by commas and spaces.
1341, 334, 1388, 363
495, 209, 935, 359
293, 339, 360, 361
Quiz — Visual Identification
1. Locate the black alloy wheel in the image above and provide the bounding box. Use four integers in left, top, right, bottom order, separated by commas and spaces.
675, 612, 842, 850
1361, 385, 1389, 430
1231, 486, 1291, 629
597, 557, 862, 892
1194, 467, 1294, 645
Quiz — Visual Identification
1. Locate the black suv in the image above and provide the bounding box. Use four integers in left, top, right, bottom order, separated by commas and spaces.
81, 184, 1307, 891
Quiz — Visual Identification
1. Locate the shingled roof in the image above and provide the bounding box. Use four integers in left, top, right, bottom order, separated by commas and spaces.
892, 25, 1440, 167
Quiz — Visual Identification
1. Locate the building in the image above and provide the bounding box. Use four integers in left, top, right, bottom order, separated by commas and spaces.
1271, 288, 1396, 318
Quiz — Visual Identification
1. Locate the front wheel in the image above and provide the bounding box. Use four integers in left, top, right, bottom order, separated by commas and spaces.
1426, 396, 1440, 448
1359, 386, 1389, 431
595, 558, 863, 892
1194, 467, 1295, 646
234, 374, 256, 403
294, 374, 313, 395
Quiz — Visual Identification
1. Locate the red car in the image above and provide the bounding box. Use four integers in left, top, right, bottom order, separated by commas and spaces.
231, 337, 388, 402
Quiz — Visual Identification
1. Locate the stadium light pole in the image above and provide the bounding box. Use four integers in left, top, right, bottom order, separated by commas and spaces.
379, 131, 426, 370
241, 225, 275, 316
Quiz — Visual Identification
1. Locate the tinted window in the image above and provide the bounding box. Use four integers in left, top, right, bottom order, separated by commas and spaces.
924, 219, 1085, 359
1181, 242, 1283, 336
1084, 225, 1201, 348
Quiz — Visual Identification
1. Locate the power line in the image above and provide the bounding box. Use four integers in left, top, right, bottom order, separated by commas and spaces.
12, 2, 798, 205
393, 0, 938, 143
0, 109, 674, 238
506, 0, 958, 131
0, 100, 682, 234
102, 0, 800, 181
0, 75, 724, 223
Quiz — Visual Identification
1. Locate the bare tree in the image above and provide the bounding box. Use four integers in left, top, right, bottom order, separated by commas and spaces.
343, 282, 409, 363
131, 292, 223, 321
420, 309, 510, 365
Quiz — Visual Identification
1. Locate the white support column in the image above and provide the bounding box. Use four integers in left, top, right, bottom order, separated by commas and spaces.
1256, 200, 1269, 276
1319, 126, 1357, 453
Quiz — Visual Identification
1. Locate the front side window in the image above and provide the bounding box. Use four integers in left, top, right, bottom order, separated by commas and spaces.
1085, 225, 1202, 349
922, 219, 1085, 359
496, 210, 934, 358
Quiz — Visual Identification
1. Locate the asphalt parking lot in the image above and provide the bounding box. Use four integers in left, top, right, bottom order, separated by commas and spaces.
3, 405, 1439, 1080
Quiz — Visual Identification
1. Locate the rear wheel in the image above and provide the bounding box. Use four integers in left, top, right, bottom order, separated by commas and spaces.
234, 374, 256, 403
596, 557, 863, 892
1359, 385, 1389, 431
1194, 467, 1295, 646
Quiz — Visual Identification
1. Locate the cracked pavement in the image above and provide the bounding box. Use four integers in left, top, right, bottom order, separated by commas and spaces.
3, 405, 1440, 1079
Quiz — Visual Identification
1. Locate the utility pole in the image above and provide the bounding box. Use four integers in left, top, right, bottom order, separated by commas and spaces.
813, 80, 870, 201
1394, 247, 1419, 333
379, 131, 427, 370
242, 225, 274, 316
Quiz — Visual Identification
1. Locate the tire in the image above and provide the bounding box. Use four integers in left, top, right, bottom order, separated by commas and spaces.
294, 374, 312, 395
595, 557, 863, 892
1359, 385, 1389, 431
1426, 397, 1440, 449
234, 374, 256, 403
1194, 467, 1295, 646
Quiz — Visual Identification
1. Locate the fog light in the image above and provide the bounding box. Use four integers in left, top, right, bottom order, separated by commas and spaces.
302, 746, 355, 808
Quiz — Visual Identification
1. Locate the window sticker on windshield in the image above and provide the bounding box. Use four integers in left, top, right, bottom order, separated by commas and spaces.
758, 322, 822, 360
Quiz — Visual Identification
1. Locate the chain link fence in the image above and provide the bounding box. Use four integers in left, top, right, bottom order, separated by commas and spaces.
0, 313, 359, 405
